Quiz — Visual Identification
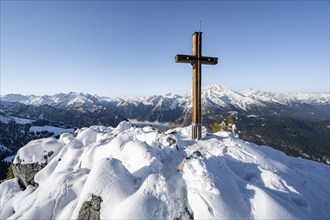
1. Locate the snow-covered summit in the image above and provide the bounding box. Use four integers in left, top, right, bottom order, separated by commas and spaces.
200, 84, 262, 110
1, 122, 329, 219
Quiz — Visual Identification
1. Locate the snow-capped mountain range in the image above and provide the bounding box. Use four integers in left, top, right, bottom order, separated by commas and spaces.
1, 122, 329, 219
2, 84, 329, 110
2, 92, 100, 109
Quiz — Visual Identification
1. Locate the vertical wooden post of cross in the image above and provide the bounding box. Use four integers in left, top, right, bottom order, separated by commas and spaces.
175, 32, 218, 140
192, 32, 202, 140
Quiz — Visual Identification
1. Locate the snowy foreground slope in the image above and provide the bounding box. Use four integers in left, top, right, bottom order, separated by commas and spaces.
0, 121, 329, 219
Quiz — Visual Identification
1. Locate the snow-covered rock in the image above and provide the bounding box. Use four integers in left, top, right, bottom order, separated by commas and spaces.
0, 122, 329, 219
12, 137, 64, 189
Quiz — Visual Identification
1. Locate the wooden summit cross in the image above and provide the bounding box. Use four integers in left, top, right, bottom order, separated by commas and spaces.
175, 32, 218, 140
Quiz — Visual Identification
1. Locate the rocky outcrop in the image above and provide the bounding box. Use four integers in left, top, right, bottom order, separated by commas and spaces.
78, 194, 103, 220
12, 161, 46, 190
12, 152, 53, 190
175, 207, 194, 220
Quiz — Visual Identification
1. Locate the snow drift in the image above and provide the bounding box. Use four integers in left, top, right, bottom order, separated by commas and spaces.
0, 121, 329, 219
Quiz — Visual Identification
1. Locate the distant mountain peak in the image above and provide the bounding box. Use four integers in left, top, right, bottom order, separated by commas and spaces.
200, 84, 261, 110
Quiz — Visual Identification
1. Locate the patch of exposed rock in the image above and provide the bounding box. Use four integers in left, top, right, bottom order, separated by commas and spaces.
78, 194, 103, 220
175, 207, 194, 220
12, 151, 53, 190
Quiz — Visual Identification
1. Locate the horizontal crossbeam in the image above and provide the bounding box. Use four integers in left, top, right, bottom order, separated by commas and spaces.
175, 54, 218, 65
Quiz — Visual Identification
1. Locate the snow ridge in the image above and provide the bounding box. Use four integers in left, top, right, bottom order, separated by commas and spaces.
1, 122, 329, 219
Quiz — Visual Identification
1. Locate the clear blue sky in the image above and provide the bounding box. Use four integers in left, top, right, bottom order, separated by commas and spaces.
1, 0, 329, 97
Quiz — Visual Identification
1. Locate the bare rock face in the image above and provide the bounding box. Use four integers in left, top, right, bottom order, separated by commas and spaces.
12, 162, 46, 190
78, 194, 103, 220
12, 152, 53, 190
175, 207, 194, 220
